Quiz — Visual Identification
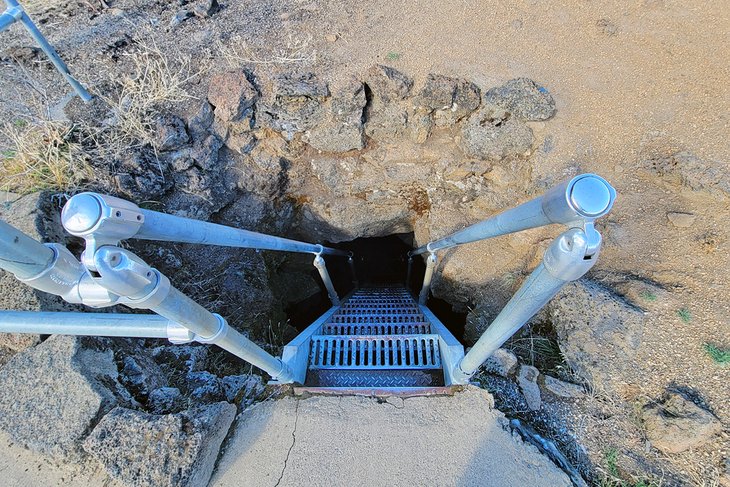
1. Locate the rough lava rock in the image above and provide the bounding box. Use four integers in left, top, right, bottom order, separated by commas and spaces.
148, 387, 185, 414
417, 73, 481, 126
84, 402, 236, 487
305, 79, 367, 152
257, 72, 329, 139
0, 336, 134, 459
207, 70, 258, 123
483, 348, 518, 377
483, 78, 556, 121
541, 376, 585, 399
459, 106, 534, 160
641, 391, 722, 454
546, 279, 645, 393
517, 364, 542, 411
155, 115, 190, 151
363, 64, 413, 102
363, 65, 413, 142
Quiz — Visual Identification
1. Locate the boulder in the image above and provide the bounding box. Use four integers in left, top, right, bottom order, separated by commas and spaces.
84, 402, 236, 487
483, 78, 556, 121
0, 336, 133, 459
221, 374, 265, 403
115, 149, 173, 200
417, 73, 481, 126
257, 72, 329, 139
118, 352, 169, 402
546, 279, 645, 392
207, 71, 258, 123
517, 364, 542, 411
541, 375, 584, 399
641, 392, 722, 454
154, 115, 190, 152
666, 211, 696, 228
305, 80, 366, 152
148, 387, 184, 414
482, 348, 518, 377
459, 106, 534, 160
363, 65, 413, 103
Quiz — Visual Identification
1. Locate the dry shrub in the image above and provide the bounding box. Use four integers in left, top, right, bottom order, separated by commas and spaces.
101, 42, 197, 156
217, 33, 316, 67
0, 120, 91, 194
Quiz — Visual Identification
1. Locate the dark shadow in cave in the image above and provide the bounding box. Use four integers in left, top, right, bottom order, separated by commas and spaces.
285, 232, 468, 341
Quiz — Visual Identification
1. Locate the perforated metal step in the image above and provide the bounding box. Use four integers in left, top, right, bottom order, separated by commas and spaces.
322, 323, 431, 335
309, 334, 441, 370
304, 287, 446, 389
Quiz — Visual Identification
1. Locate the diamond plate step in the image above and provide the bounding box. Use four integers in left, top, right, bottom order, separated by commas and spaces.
305, 369, 444, 387
309, 334, 441, 370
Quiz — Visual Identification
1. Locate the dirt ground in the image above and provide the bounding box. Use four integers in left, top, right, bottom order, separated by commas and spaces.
0, 0, 728, 485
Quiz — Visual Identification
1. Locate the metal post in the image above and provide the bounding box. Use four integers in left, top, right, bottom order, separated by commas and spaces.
313, 254, 340, 306
451, 228, 599, 383
418, 252, 437, 305
411, 174, 615, 256
2, 0, 92, 101
348, 255, 359, 288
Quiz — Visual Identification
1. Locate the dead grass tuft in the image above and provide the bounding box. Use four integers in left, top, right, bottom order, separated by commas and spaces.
0, 120, 91, 194
217, 33, 317, 67
100, 41, 198, 156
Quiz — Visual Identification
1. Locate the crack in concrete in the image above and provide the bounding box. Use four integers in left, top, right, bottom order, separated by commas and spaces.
274, 399, 300, 487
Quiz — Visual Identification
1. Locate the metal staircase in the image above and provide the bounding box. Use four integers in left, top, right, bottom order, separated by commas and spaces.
304, 287, 445, 389
0, 174, 616, 395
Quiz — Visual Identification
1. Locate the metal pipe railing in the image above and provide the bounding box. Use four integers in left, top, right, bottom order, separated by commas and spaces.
0, 311, 172, 338
0, 221, 295, 382
452, 228, 597, 382
0, 219, 55, 279
1, 0, 92, 101
410, 174, 615, 256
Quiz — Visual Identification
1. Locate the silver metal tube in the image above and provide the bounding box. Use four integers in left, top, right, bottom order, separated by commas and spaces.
418, 253, 437, 305
0, 311, 170, 338
452, 228, 598, 383
411, 174, 615, 256
0, 219, 55, 279
153, 288, 293, 380
61, 192, 349, 257
138, 210, 349, 256
313, 255, 340, 306
4, 1, 92, 101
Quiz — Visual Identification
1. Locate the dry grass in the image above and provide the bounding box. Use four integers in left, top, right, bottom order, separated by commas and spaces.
100, 41, 198, 157
0, 120, 91, 194
217, 33, 317, 68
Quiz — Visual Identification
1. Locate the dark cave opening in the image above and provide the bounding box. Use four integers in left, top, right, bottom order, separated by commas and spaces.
284, 232, 468, 341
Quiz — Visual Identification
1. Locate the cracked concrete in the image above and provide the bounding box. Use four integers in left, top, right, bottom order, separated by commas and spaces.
211, 387, 571, 487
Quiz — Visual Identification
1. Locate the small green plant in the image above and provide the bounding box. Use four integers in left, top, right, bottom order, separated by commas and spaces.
677, 307, 691, 323
12, 119, 27, 128
703, 343, 730, 366
386, 51, 401, 61
638, 290, 657, 302
605, 447, 620, 477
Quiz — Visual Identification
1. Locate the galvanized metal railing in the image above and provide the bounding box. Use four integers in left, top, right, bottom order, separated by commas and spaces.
1, 0, 91, 101
0, 193, 356, 383
407, 174, 616, 383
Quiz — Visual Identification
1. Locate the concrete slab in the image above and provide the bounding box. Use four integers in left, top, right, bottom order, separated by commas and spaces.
212, 386, 572, 487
